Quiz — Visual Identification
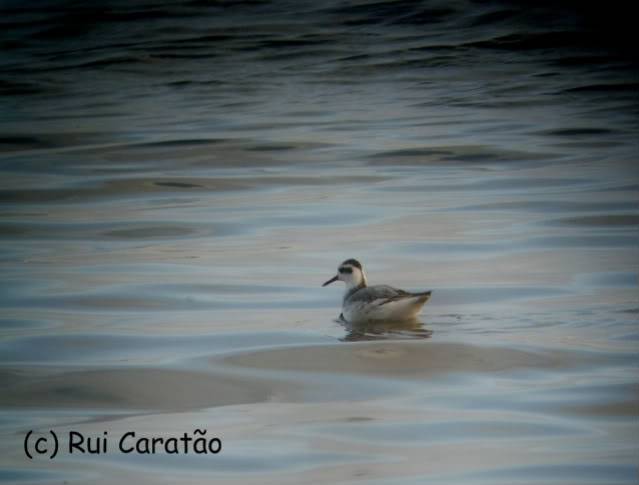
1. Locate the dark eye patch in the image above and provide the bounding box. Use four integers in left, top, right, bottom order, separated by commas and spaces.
338, 266, 353, 274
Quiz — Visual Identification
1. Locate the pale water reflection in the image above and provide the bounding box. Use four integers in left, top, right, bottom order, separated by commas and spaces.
339, 317, 433, 342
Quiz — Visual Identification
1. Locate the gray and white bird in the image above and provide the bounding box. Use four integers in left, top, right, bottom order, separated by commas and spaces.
322, 258, 432, 323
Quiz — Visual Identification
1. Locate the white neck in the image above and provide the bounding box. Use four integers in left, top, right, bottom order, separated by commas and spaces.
345, 269, 367, 291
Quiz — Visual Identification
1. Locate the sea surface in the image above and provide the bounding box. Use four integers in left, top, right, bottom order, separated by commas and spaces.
1, 1, 638, 484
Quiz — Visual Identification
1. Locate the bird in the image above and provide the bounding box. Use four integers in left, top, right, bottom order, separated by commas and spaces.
322, 258, 432, 323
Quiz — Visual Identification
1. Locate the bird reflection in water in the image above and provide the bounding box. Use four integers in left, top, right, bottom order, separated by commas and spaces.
339, 317, 433, 342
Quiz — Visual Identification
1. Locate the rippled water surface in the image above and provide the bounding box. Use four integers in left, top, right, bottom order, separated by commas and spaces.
1, 1, 638, 484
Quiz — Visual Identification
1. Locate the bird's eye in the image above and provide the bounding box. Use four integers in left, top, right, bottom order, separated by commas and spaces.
338, 267, 353, 274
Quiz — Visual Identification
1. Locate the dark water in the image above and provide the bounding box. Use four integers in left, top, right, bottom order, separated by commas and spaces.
1, 2, 638, 484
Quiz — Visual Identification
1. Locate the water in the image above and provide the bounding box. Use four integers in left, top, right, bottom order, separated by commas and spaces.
1, 1, 638, 483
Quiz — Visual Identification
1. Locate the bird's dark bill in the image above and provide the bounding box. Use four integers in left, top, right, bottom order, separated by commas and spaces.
322, 275, 338, 286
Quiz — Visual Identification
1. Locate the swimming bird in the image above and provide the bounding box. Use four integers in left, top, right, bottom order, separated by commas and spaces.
322, 259, 432, 323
